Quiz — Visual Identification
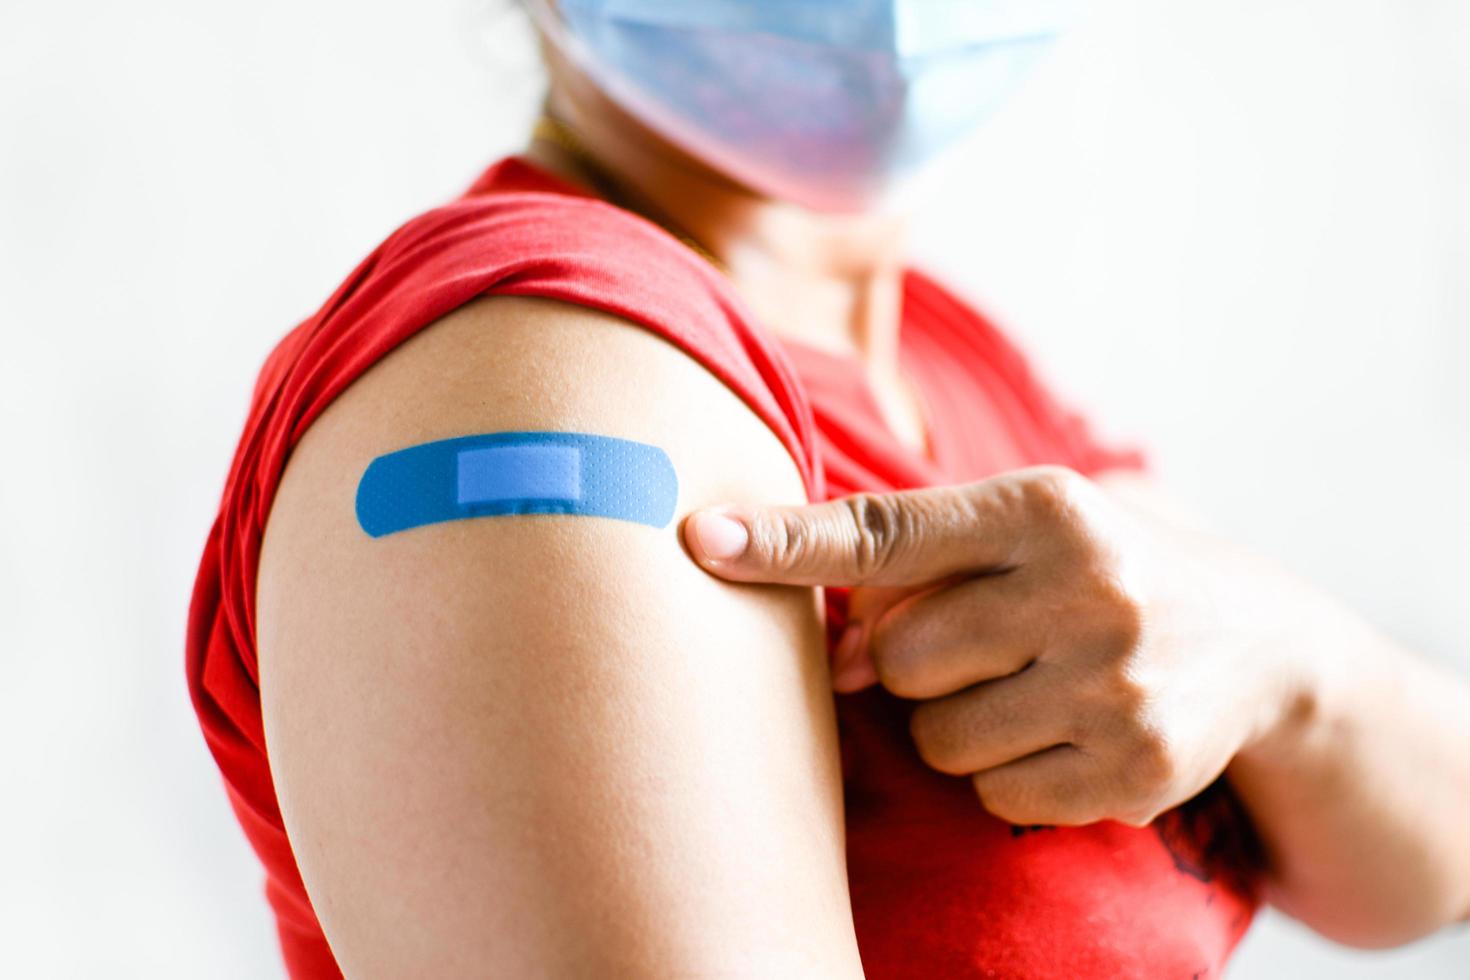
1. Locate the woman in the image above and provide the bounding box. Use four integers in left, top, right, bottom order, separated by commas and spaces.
186, 1, 1470, 976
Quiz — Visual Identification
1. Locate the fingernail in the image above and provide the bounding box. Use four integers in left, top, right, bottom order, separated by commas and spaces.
690, 510, 749, 562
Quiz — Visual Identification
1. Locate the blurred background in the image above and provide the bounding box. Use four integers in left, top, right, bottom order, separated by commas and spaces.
1, 0, 1466, 975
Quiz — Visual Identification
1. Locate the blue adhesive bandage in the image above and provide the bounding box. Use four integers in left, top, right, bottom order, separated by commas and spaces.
355, 431, 678, 538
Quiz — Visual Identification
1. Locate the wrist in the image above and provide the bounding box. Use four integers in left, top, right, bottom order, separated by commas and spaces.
1235, 648, 1326, 767
1230, 576, 1372, 770
1215, 550, 1347, 767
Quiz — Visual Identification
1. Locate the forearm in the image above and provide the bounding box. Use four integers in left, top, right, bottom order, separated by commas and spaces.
1225, 585, 1470, 947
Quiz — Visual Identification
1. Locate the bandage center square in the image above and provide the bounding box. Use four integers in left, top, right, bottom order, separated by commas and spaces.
456, 444, 583, 505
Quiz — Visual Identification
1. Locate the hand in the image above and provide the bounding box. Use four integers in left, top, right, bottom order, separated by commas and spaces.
682, 466, 1305, 827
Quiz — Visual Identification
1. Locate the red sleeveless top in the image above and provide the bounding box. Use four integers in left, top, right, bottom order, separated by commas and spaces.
187, 156, 1264, 978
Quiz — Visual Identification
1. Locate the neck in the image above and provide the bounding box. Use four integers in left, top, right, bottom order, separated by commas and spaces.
526, 71, 909, 368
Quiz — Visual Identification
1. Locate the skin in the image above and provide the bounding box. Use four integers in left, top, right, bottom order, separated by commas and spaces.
534, 6, 1470, 950
257, 299, 865, 976
255, 4, 1470, 973
683, 469, 1470, 948
526, 18, 928, 453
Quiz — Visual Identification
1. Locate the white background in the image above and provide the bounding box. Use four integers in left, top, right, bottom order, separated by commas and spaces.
1, 0, 1466, 976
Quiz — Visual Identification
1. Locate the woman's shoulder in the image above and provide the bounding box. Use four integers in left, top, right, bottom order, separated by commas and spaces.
229, 174, 866, 970
247, 281, 861, 974
196, 155, 828, 687
247, 155, 820, 505
186, 160, 834, 912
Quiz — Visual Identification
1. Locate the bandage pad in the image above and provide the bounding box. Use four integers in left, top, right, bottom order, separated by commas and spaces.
355, 431, 678, 538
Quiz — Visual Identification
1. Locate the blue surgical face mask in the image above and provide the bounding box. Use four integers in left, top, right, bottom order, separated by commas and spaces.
529, 0, 1082, 212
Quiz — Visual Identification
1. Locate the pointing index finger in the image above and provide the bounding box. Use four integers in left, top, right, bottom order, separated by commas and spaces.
684, 479, 1027, 588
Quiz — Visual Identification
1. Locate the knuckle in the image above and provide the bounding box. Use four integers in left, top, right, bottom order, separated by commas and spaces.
841, 493, 907, 581
908, 704, 969, 776
1020, 466, 1086, 523
1085, 663, 1138, 725
876, 658, 927, 701
1012, 467, 1103, 558
1086, 569, 1148, 650
1086, 674, 1176, 803
972, 770, 1055, 827
1107, 666, 1150, 718
1123, 724, 1177, 797
759, 509, 821, 573
1117, 804, 1166, 829
970, 771, 1023, 823
870, 623, 929, 699
1091, 647, 1154, 724
973, 753, 1111, 828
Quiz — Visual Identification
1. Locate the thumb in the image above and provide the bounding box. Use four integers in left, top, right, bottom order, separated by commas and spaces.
683, 485, 1012, 587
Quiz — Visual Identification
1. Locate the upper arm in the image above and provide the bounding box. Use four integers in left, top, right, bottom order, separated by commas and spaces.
256, 296, 862, 977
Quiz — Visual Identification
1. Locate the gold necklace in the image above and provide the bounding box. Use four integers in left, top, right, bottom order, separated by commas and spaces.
530, 113, 727, 273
